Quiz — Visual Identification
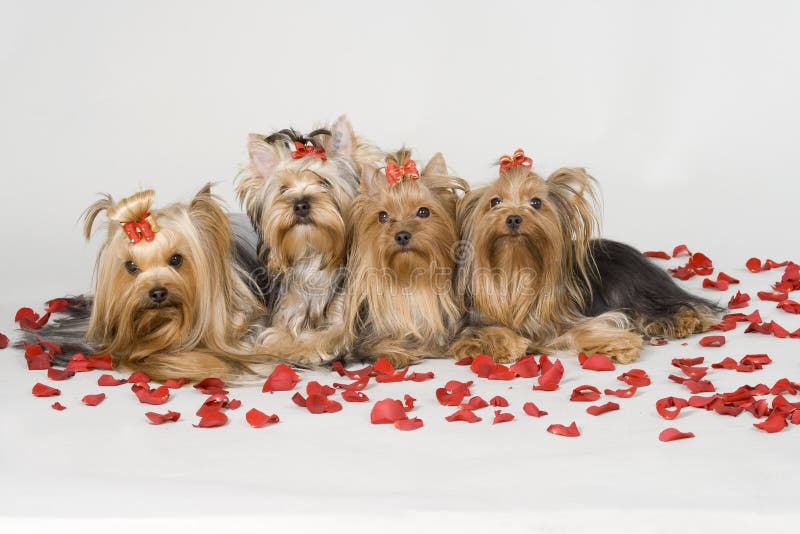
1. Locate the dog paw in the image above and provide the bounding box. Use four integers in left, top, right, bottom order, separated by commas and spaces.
601, 332, 643, 364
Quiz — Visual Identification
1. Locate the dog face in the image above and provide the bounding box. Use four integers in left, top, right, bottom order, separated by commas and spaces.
237, 116, 365, 273
457, 163, 600, 328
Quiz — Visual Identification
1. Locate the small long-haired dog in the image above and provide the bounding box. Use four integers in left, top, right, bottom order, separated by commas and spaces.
344, 149, 469, 367
451, 149, 718, 364
35, 185, 272, 382
236, 116, 381, 364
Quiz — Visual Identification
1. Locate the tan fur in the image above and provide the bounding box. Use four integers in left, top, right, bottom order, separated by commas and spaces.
344, 149, 468, 366
452, 164, 643, 363
84, 185, 273, 382
235, 116, 382, 364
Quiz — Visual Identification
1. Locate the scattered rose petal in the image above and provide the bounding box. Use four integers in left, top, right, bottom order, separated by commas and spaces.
644, 250, 670, 260
445, 408, 482, 423
672, 244, 691, 257
770, 378, 797, 395
227, 399, 241, 410
342, 390, 369, 402
509, 355, 540, 378
245, 408, 279, 428
659, 428, 695, 442
406, 371, 435, 382
534, 358, 564, 390
51, 402, 66, 411
684, 380, 716, 394
777, 300, 800, 314
656, 397, 689, 420
127, 371, 151, 384
47, 368, 75, 381
547, 422, 580, 437
587, 402, 619, 416
758, 291, 788, 302
371, 399, 408, 424
0, 333, 8, 349
145, 411, 181, 425
753, 412, 787, 434
618, 369, 651, 387
470, 354, 495, 378
522, 402, 547, 417
436, 380, 473, 406
394, 417, 424, 430
25, 344, 52, 370
699, 335, 725, 347
745, 258, 762, 273
262, 364, 301, 392
463, 396, 489, 410
454, 356, 473, 366
604, 386, 637, 398
403, 394, 416, 411
98, 374, 127, 386
492, 410, 515, 424
373, 358, 408, 382
579, 353, 616, 371
305, 394, 342, 414
193, 378, 228, 395
82, 393, 106, 406
86, 354, 112, 370
163, 378, 187, 389
32, 383, 60, 397
570, 385, 601, 402
133, 384, 170, 405
193, 410, 228, 428
333, 376, 370, 391
489, 395, 509, 407
728, 291, 751, 309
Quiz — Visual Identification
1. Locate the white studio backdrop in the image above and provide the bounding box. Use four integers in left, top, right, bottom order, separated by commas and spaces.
1, 0, 799, 305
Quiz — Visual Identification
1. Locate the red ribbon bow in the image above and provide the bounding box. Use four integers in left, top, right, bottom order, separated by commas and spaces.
122, 213, 159, 244
499, 148, 533, 175
385, 160, 420, 186
291, 141, 327, 162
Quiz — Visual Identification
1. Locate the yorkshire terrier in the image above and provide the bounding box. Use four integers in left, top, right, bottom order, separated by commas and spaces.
236, 116, 382, 364
344, 149, 469, 367
451, 149, 718, 364
32, 185, 272, 381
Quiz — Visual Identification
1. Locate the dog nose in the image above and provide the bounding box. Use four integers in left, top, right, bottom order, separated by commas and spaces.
506, 215, 522, 231
149, 287, 168, 304
394, 231, 412, 247
293, 199, 310, 217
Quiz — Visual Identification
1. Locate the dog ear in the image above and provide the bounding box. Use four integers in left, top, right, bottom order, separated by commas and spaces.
421, 152, 448, 178
360, 164, 387, 197
82, 194, 114, 241
546, 167, 600, 259
328, 115, 355, 159
456, 187, 485, 235
247, 134, 279, 178
190, 183, 232, 256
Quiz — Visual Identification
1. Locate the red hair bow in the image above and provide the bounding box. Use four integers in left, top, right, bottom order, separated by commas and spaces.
291, 141, 327, 162
385, 160, 420, 186
499, 148, 533, 175
122, 213, 159, 244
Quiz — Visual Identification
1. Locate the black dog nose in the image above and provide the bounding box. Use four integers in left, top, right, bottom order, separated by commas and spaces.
506, 215, 522, 231
149, 287, 168, 304
293, 199, 310, 217
394, 231, 412, 247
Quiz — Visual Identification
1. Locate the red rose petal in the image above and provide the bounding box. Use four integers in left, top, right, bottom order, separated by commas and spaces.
193, 410, 228, 428
306, 394, 342, 414
333, 376, 370, 391
676, 364, 708, 380
547, 422, 580, 437
702, 278, 729, 291
717, 272, 739, 284
46, 299, 69, 313
659, 428, 695, 442
98, 374, 127, 386
470, 354, 495, 378
227, 399, 242, 410
618, 369, 651, 387
145, 411, 181, 425
51, 402, 66, 411
570, 385, 601, 402
342, 390, 369, 402
261, 364, 301, 392
193, 377, 228, 395
403, 394, 416, 411
371, 398, 408, 424
463, 396, 489, 410
745, 257, 762, 273
758, 291, 788, 302
406, 371, 435, 382
492, 410, 515, 424
487, 364, 516, 381
672, 244, 691, 258
82, 393, 106, 406
579, 353, 616, 371
699, 335, 725, 347
47, 368, 75, 381
32, 383, 60, 397
587, 402, 619, 416
291, 392, 306, 407
770, 378, 797, 395
87, 354, 112, 370
777, 300, 800, 314
740, 354, 771, 368
727, 291, 751, 309
373, 358, 408, 383
454, 356, 474, 366
133, 384, 170, 405
509, 355, 540, 378
753, 412, 788, 433
522, 402, 548, 417
436, 380, 473, 406
489, 395, 509, 407
245, 408, 279, 428
445, 408, 482, 423
770, 321, 789, 338
604, 386, 637, 398
0, 333, 8, 349
684, 380, 716, 394
127, 371, 151, 383
668, 264, 696, 280
536, 358, 564, 390
656, 397, 689, 420
688, 395, 717, 408
644, 250, 671, 260
25, 344, 52, 370
394, 418, 424, 431
163, 378, 187, 389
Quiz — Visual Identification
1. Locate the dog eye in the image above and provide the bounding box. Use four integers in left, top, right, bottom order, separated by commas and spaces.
490, 197, 502, 208
124, 261, 139, 275
530, 197, 542, 210
168, 254, 183, 268
416, 207, 430, 218
378, 211, 389, 224
320, 179, 331, 189
279, 186, 288, 194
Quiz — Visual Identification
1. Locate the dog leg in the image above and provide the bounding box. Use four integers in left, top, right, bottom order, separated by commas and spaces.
449, 326, 530, 363
552, 312, 643, 364
638, 306, 718, 339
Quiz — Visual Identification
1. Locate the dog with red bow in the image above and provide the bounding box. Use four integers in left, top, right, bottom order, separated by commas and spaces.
450, 149, 718, 364
344, 149, 469, 366
236, 116, 382, 364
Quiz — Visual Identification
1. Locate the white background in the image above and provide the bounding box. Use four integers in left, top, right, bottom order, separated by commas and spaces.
1, 1, 799, 532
